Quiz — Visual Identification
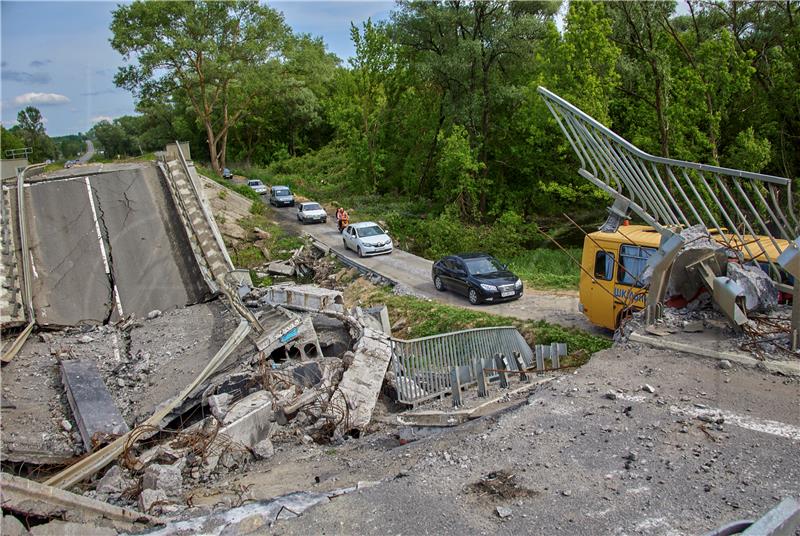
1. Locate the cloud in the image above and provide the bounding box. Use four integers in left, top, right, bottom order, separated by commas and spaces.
13, 92, 70, 105
90, 115, 114, 124
29, 59, 52, 68
3, 70, 52, 84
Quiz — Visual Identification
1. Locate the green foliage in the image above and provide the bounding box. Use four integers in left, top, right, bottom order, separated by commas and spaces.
0, 126, 25, 153
507, 248, 582, 290
230, 246, 265, 269
250, 270, 273, 287
14, 107, 57, 162
356, 285, 611, 355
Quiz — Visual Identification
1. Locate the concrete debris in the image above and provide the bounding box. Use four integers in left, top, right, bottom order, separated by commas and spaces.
1, 515, 28, 536
138, 489, 169, 514
332, 327, 393, 434
719, 359, 732, 370
0, 473, 162, 531
250, 284, 345, 314
60, 419, 73, 432
726, 262, 778, 312
147, 309, 162, 320
96, 465, 132, 497
253, 438, 275, 459
78, 335, 94, 344
603, 390, 618, 400
642, 384, 655, 393
267, 260, 295, 276
60, 360, 130, 451
496, 506, 512, 518
208, 393, 233, 421
29, 520, 116, 536
142, 463, 183, 495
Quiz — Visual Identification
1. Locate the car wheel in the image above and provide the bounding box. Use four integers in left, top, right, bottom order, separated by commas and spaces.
357, 246, 364, 258
468, 288, 480, 305
434, 275, 445, 291
343, 239, 348, 250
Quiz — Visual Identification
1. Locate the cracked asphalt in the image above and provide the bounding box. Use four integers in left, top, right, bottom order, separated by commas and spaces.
25, 163, 209, 326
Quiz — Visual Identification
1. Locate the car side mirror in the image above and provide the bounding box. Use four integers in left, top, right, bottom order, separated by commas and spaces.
502, 264, 508, 270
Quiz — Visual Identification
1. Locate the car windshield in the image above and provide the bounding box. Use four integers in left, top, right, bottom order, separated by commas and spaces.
248, 181, 261, 186
304, 203, 321, 211
357, 225, 385, 238
275, 189, 291, 196
464, 256, 504, 275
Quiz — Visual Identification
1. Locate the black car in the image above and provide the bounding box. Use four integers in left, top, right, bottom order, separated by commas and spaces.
432, 253, 523, 305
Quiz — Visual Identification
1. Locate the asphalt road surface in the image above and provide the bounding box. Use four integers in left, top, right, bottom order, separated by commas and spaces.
26, 162, 209, 325
265, 199, 603, 335
78, 139, 95, 163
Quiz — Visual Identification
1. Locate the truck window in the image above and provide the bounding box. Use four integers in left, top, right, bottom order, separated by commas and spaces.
618, 245, 656, 287
594, 250, 614, 281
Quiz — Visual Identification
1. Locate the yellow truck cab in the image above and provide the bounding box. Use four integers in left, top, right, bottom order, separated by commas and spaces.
579, 225, 794, 330
579, 225, 661, 330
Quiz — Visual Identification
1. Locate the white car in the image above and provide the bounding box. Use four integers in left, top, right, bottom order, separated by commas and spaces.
247, 179, 267, 195
297, 202, 327, 224
342, 222, 393, 257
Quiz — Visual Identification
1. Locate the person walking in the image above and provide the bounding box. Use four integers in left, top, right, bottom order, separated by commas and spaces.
336, 207, 344, 232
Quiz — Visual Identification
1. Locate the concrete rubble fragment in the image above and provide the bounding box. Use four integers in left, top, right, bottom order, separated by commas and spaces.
727, 262, 778, 312
139, 489, 169, 514
142, 463, 183, 495
331, 326, 393, 434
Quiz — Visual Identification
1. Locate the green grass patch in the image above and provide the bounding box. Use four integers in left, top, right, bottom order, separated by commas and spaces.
250, 270, 273, 287
507, 248, 582, 290
351, 284, 610, 356
230, 246, 265, 269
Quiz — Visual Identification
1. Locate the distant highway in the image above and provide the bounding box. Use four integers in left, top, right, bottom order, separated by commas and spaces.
78, 139, 95, 163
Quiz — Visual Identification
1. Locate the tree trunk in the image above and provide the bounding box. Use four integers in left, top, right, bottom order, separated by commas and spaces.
205, 121, 221, 174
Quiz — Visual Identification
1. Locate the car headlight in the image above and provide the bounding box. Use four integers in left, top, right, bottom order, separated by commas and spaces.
514, 278, 522, 289
480, 283, 497, 292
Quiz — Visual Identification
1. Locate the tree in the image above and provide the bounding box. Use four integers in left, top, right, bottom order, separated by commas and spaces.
15, 106, 56, 162
111, 1, 289, 173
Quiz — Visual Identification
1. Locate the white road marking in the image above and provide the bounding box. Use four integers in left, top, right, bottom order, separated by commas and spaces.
29, 251, 38, 279
84, 177, 124, 318
617, 393, 800, 441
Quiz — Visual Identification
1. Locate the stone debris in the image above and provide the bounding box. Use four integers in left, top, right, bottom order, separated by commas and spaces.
603, 390, 618, 400
2, 515, 28, 536
142, 463, 183, 495
642, 384, 655, 393
726, 262, 777, 312
496, 506, 512, 518
718, 359, 732, 370
139, 489, 169, 514
147, 309, 162, 320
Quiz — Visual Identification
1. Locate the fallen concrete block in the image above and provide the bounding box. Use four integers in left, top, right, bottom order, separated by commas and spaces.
208, 393, 233, 421
1, 515, 27, 536
29, 520, 116, 536
253, 439, 274, 459
0, 473, 162, 531
267, 261, 294, 276
60, 360, 130, 451
334, 327, 393, 433
260, 284, 345, 313
727, 262, 778, 312
142, 463, 182, 495
139, 489, 169, 514
96, 465, 133, 498
205, 391, 275, 472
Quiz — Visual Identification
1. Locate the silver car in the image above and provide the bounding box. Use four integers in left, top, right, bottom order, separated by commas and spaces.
342, 222, 393, 257
297, 202, 327, 224
247, 179, 267, 195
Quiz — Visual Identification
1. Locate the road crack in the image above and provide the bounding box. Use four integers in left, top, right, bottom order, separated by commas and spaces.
91, 183, 119, 324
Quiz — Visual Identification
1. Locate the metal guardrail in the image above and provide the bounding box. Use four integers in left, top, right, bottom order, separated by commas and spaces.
2, 163, 45, 363
537, 86, 799, 282
391, 326, 538, 405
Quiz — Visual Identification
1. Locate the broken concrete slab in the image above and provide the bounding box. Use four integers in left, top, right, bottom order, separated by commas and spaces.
204, 390, 275, 472
0, 473, 162, 532
1, 515, 28, 536
29, 520, 116, 536
333, 327, 393, 433
727, 262, 778, 312
60, 360, 130, 451
267, 260, 294, 276
257, 284, 345, 313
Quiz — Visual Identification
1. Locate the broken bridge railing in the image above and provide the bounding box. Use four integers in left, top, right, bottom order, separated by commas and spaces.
391, 326, 565, 405
537, 86, 799, 287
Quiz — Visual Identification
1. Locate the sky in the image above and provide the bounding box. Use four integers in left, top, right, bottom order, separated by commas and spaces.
1, 1, 393, 137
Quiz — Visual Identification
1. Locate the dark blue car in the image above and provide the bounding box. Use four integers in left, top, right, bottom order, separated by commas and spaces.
432, 253, 523, 305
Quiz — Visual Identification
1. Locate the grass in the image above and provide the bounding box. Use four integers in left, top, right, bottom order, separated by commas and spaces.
508, 248, 583, 290
345, 279, 610, 357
